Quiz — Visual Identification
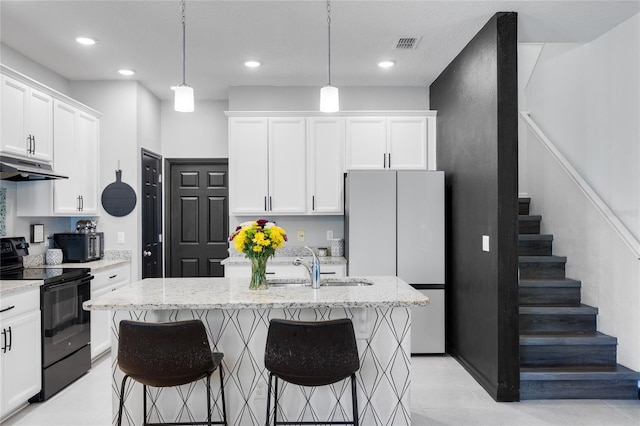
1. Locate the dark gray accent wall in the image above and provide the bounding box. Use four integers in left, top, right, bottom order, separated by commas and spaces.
430, 12, 519, 401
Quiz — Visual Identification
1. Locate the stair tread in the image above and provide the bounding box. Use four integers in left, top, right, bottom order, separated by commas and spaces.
519, 255, 567, 263
521, 364, 640, 380
519, 234, 553, 241
519, 278, 581, 288
520, 332, 617, 345
519, 215, 542, 221
520, 304, 598, 315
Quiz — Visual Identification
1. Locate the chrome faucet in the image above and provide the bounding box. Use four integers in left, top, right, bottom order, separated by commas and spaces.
293, 246, 321, 289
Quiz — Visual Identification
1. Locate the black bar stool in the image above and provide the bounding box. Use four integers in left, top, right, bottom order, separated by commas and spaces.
116, 319, 227, 426
264, 318, 360, 426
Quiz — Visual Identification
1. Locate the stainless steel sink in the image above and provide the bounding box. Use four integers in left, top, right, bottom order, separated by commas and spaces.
267, 278, 373, 288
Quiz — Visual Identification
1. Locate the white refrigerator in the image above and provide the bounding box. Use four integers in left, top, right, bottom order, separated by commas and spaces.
345, 170, 445, 354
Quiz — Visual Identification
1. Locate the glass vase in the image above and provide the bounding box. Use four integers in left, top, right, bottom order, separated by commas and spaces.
249, 256, 268, 290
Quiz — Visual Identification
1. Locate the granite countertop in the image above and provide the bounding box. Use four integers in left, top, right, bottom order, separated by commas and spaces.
0, 280, 44, 296
1, 258, 131, 296
29, 258, 130, 272
221, 255, 347, 266
84, 276, 428, 311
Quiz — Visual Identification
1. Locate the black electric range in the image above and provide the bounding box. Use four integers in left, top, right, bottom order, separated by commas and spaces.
0, 236, 93, 402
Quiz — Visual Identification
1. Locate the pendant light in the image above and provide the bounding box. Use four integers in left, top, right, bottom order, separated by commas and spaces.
174, 0, 194, 112
320, 0, 339, 113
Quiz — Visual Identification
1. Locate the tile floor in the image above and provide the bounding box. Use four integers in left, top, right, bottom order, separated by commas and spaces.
4, 353, 639, 426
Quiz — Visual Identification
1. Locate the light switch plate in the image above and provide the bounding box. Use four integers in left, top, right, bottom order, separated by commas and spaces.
118, 232, 125, 244
297, 231, 305, 242
326, 230, 333, 240
482, 235, 490, 252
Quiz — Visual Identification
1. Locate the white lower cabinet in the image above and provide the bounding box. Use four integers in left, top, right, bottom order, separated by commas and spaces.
224, 262, 346, 278
90, 264, 130, 360
0, 288, 41, 421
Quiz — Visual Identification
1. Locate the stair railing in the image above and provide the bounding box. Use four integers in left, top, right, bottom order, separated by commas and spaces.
520, 111, 640, 259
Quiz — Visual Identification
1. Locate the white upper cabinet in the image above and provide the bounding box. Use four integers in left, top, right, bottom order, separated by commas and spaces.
387, 117, 428, 170
17, 100, 100, 216
308, 117, 345, 214
346, 116, 429, 170
268, 118, 307, 214
1, 75, 53, 162
229, 117, 307, 215
229, 117, 269, 214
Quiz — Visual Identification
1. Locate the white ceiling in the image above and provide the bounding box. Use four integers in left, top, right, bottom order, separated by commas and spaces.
1, 1, 638, 101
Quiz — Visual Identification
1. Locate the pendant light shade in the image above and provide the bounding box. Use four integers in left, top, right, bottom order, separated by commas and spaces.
174, 84, 194, 112
320, 0, 339, 113
320, 84, 339, 113
174, 0, 194, 112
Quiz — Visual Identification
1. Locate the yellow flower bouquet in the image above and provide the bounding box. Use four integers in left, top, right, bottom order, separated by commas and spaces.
228, 219, 287, 289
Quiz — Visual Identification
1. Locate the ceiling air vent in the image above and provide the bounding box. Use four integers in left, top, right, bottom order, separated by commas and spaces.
393, 37, 421, 50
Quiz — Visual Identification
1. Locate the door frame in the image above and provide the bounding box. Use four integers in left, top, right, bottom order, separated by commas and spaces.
141, 148, 163, 278
164, 158, 229, 277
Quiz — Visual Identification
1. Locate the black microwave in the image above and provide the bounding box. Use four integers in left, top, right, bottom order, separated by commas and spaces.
53, 232, 104, 262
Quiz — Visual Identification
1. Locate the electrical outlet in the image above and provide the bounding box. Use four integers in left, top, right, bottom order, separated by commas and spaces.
117, 232, 125, 244
297, 230, 305, 242
482, 235, 490, 252
326, 230, 333, 240
254, 382, 266, 399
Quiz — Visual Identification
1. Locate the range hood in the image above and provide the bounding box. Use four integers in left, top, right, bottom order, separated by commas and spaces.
0, 155, 68, 181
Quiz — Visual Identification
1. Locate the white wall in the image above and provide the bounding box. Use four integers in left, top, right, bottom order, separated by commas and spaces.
229, 86, 429, 111
70, 80, 141, 278
525, 14, 640, 240
160, 100, 228, 158
1, 43, 71, 95
520, 14, 640, 370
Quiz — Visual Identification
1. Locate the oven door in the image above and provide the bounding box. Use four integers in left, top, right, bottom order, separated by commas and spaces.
41, 274, 92, 367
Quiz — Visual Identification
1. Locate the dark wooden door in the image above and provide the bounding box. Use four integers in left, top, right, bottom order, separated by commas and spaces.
166, 159, 229, 277
141, 149, 163, 278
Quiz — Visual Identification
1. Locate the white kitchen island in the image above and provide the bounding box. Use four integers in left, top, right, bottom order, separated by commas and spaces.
84, 276, 428, 426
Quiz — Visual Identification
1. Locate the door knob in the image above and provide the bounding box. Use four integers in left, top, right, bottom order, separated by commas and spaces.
143, 250, 152, 257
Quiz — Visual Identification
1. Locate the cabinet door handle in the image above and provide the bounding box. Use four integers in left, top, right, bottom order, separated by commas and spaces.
80, 195, 84, 211
109, 275, 118, 279
265, 272, 276, 275
312, 195, 315, 211
32, 135, 36, 154
77, 196, 81, 211
6, 326, 11, 352
320, 271, 336, 275
383, 153, 386, 168
388, 153, 391, 168
0, 305, 16, 313
1, 328, 6, 353
264, 196, 267, 212
269, 196, 272, 211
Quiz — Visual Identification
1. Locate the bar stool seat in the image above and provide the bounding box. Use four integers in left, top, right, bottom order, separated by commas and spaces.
117, 319, 227, 426
264, 318, 360, 426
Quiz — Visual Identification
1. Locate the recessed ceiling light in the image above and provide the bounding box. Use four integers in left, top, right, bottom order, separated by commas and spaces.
76, 37, 97, 46
244, 61, 261, 68
118, 69, 135, 76
378, 61, 395, 68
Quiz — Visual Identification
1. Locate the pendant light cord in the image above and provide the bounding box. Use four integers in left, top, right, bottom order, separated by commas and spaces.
326, 0, 332, 85
181, 0, 187, 85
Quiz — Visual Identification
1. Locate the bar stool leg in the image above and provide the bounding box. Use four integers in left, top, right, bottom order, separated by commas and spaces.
117, 375, 130, 426
206, 374, 212, 426
273, 375, 279, 426
351, 373, 359, 426
143, 384, 148, 426
265, 373, 273, 426
219, 367, 227, 426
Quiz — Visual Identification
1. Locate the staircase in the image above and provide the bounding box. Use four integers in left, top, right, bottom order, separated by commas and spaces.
518, 197, 640, 399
